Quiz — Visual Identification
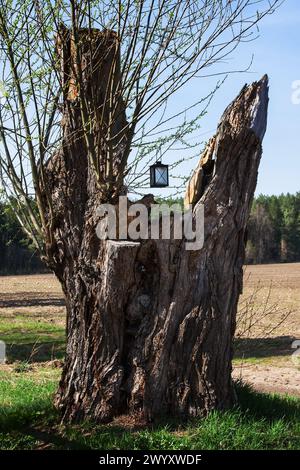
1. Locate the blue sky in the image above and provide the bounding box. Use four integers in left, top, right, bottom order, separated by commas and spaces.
191, 0, 300, 196
154, 0, 300, 198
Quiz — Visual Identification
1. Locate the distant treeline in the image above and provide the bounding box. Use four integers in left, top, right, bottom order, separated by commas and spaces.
0, 200, 45, 275
246, 193, 300, 264
0, 193, 299, 274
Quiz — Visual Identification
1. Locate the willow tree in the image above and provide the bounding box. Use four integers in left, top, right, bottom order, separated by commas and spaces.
0, 0, 277, 422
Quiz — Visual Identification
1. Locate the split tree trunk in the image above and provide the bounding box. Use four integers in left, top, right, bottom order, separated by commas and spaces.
45, 29, 269, 423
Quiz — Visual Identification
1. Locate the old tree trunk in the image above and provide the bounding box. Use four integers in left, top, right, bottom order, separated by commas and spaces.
44, 30, 269, 423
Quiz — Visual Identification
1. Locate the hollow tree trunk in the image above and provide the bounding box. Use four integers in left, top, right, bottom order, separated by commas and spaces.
44, 29, 269, 423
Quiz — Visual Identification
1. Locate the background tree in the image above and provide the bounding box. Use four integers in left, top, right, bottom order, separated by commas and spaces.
279, 193, 300, 262
245, 193, 300, 264
0, 0, 279, 422
246, 202, 276, 264
0, 196, 44, 274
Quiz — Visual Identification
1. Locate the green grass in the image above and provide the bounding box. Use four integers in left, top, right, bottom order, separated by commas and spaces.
232, 356, 290, 366
0, 315, 65, 362
0, 318, 65, 344
0, 368, 299, 450
0, 368, 59, 449
0, 312, 299, 450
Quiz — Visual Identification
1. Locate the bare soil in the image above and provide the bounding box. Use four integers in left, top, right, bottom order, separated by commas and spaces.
236, 263, 300, 396
233, 363, 300, 397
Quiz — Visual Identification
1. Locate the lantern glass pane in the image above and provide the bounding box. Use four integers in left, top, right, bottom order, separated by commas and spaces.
155, 167, 168, 185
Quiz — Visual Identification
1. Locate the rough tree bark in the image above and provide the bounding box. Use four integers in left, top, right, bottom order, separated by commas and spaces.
44, 29, 269, 423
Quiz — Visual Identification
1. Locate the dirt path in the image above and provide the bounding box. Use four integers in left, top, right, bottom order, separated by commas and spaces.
233, 363, 300, 397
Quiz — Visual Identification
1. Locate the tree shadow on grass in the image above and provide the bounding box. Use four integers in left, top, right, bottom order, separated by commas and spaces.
234, 335, 296, 359
0, 295, 65, 308
1, 380, 299, 450
5, 342, 65, 363
0, 392, 90, 450
20, 427, 91, 450
235, 380, 300, 423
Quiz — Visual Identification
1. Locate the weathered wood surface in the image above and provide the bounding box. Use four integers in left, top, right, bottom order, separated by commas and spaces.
45, 29, 269, 423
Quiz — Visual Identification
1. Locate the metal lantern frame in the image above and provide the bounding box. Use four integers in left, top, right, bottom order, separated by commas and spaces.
149, 161, 169, 188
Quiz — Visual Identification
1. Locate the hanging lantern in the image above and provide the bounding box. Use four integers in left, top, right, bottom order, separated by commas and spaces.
150, 161, 169, 188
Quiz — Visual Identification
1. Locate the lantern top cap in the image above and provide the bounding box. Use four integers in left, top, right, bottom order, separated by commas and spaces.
151, 160, 167, 167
